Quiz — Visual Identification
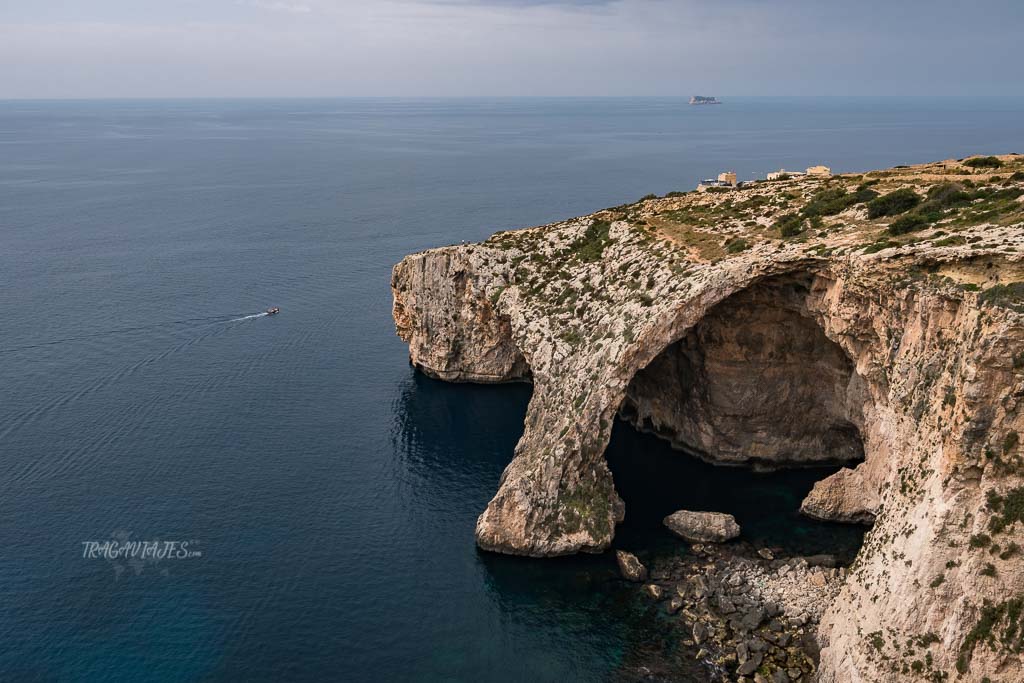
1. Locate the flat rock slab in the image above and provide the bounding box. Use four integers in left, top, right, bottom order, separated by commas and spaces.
664, 510, 741, 543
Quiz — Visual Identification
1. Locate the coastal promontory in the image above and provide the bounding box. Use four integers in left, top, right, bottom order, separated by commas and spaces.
392, 155, 1024, 681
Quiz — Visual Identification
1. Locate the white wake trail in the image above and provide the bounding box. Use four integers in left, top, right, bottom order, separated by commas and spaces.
228, 312, 268, 323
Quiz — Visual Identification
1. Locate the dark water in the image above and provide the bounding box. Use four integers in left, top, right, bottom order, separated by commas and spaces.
2, 97, 1023, 682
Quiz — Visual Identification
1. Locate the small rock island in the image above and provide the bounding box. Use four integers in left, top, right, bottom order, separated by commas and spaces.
392, 155, 1024, 682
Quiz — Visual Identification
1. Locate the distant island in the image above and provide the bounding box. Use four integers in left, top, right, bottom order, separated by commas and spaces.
689, 95, 721, 105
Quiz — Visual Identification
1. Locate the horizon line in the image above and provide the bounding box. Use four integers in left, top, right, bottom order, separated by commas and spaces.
3, 94, 1024, 103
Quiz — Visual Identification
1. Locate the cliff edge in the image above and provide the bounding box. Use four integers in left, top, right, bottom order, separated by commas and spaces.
392, 155, 1024, 682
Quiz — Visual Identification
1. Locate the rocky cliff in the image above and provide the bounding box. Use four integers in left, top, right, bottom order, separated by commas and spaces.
392, 155, 1024, 681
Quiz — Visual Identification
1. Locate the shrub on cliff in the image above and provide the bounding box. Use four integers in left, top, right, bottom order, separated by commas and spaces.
802, 185, 879, 218
888, 213, 930, 235
964, 156, 1003, 169
956, 596, 1024, 674
725, 238, 750, 253
862, 239, 897, 254
571, 220, 612, 262
867, 188, 921, 219
927, 182, 971, 207
774, 213, 805, 237
801, 187, 849, 217
979, 282, 1024, 313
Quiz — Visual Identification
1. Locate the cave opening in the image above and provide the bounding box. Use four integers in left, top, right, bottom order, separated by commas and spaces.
620, 274, 867, 470
608, 273, 869, 558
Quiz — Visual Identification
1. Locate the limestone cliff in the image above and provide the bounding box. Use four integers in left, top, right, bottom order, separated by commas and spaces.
392, 155, 1024, 681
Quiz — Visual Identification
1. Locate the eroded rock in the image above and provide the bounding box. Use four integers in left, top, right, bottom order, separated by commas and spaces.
799, 466, 877, 524
393, 156, 1024, 681
664, 510, 741, 543
615, 550, 648, 582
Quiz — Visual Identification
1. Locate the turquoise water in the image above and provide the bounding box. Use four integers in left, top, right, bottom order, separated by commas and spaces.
2, 98, 1023, 681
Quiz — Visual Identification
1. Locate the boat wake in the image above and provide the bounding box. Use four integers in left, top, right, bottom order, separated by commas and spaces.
227, 312, 269, 323
0, 311, 274, 355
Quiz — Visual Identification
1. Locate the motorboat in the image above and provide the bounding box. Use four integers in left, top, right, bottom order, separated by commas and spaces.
266, 307, 280, 315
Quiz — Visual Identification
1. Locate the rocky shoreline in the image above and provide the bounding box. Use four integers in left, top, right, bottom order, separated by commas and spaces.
615, 541, 847, 682
393, 155, 1024, 680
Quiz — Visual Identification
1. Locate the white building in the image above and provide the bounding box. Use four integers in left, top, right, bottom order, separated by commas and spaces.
766, 168, 804, 181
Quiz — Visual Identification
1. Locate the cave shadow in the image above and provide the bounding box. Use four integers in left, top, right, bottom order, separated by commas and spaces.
610, 272, 869, 564
604, 417, 866, 563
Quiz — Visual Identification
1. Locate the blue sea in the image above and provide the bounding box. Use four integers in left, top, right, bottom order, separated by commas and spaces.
2, 97, 1023, 682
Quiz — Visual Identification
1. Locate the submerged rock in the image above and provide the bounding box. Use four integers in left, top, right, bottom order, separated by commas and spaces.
644, 584, 664, 600
615, 550, 648, 582
663, 510, 741, 543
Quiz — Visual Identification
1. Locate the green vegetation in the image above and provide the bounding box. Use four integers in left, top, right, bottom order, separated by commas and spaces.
867, 188, 922, 219
980, 562, 997, 577
725, 237, 751, 253
985, 487, 1024, 533
921, 182, 972, 215
932, 235, 967, 247
571, 220, 613, 262
951, 185, 1024, 228
970, 533, 992, 548
863, 239, 898, 254
979, 282, 1024, 313
964, 156, 1003, 169
560, 330, 583, 346
888, 213, 930, 235
774, 212, 805, 237
884, 182, 976, 234
956, 596, 1024, 674
929, 574, 945, 588
801, 184, 879, 218
1003, 431, 1019, 455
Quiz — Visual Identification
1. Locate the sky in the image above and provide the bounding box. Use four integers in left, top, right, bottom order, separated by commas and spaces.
1, 0, 1022, 98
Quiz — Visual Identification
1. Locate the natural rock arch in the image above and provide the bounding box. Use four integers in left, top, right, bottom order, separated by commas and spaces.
619, 272, 868, 470
393, 169, 1024, 680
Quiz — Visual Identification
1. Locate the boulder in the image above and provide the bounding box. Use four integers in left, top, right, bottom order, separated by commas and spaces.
692, 621, 709, 645
803, 554, 838, 568
615, 550, 647, 582
664, 510, 741, 543
799, 466, 877, 525
737, 651, 764, 676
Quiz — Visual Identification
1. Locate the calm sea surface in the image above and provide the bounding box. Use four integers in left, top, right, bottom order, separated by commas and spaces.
2, 97, 1023, 681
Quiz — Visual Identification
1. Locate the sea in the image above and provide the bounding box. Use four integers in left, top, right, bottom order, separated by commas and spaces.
2, 97, 1023, 682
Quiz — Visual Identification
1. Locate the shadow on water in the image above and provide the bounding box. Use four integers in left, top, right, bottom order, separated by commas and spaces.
391, 370, 535, 506
605, 420, 867, 565
392, 371, 865, 681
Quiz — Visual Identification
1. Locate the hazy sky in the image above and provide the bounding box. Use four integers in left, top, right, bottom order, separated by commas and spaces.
2, 0, 1022, 98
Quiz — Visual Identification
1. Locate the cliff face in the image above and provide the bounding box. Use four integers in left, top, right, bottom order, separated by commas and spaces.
392, 156, 1024, 681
